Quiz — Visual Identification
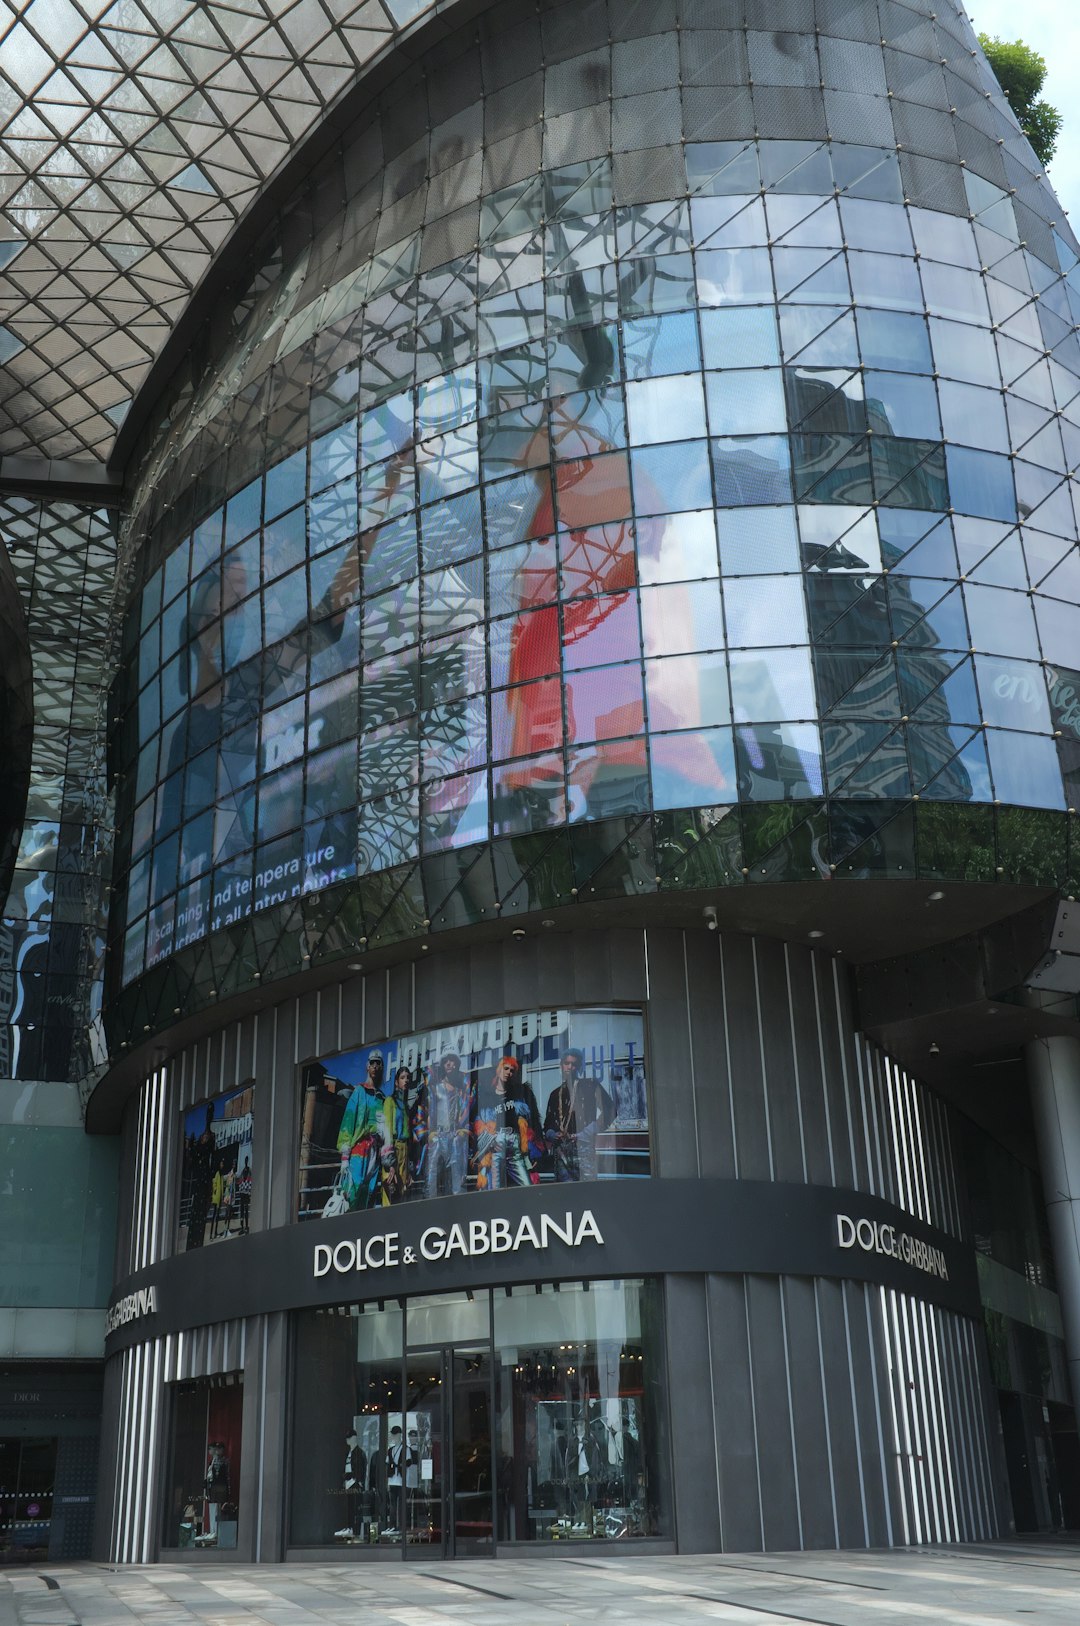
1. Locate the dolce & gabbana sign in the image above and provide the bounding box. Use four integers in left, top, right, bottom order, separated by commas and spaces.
105, 1285, 158, 1336
835, 1213, 950, 1283
314, 1207, 604, 1279
101, 1181, 981, 1354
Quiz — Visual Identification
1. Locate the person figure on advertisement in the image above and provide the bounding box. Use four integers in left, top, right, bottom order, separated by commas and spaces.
236, 1158, 251, 1233
473, 1057, 543, 1189
209, 1164, 224, 1239
408, 1073, 428, 1197
427, 1051, 472, 1196
387, 1066, 427, 1198
544, 1048, 615, 1182
221, 1164, 236, 1237
334, 1052, 397, 1210
185, 1104, 215, 1250
202, 1441, 230, 1542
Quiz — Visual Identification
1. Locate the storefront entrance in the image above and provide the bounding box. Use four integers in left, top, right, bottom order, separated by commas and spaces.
0, 1437, 56, 1564
289, 1281, 669, 1555
394, 1343, 494, 1556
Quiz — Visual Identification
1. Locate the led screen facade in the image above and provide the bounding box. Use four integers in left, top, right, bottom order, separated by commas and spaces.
104, 0, 1080, 1027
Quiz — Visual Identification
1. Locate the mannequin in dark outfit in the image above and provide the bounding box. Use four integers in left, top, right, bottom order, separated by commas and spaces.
335, 1430, 367, 1538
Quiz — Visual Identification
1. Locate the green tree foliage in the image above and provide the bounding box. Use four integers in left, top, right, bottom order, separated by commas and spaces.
978, 34, 1063, 168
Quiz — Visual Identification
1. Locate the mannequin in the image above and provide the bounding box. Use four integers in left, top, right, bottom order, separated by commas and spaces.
335, 1430, 367, 1539
562, 1416, 600, 1529
384, 1424, 418, 1535
203, 1441, 230, 1539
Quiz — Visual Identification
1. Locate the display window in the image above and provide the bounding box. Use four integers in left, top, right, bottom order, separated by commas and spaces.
177, 1081, 254, 1252
0, 1438, 56, 1564
298, 1007, 647, 1219
163, 1377, 243, 1550
289, 1280, 668, 1554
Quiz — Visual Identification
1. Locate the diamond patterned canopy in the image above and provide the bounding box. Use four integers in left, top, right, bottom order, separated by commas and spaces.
0, 0, 429, 463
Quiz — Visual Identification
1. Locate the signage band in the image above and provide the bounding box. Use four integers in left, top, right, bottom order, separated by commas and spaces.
313, 1208, 605, 1278
836, 1213, 950, 1281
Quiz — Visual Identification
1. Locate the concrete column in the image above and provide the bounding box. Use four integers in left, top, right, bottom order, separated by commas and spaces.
1026, 1033, 1080, 1421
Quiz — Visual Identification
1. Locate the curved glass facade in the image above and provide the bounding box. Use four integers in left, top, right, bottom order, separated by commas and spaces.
106, 0, 1080, 1020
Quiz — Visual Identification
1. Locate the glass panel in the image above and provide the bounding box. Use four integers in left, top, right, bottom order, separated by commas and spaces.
975, 656, 1052, 732
987, 730, 1065, 809
947, 447, 1017, 523
646, 651, 731, 731
650, 726, 737, 808
631, 440, 713, 513
289, 1306, 404, 1548
939, 381, 1009, 453
711, 436, 792, 505
730, 647, 815, 721
699, 306, 780, 369
864, 372, 941, 439
719, 506, 800, 574
409, 1293, 491, 1348
856, 309, 932, 373
930, 318, 1001, 387
723, 575, 808, 646
706, 369, 786, 434
966, 587, 1040, 660
641, 581, 723, 656
638, 510, 718, 584
735, 721, 823, 799
493, 1279, 670, 1543
626, 374, 707, 444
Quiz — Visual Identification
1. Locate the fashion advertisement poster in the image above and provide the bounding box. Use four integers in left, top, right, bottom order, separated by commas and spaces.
178, 1081, 254, 1252
297, 1007, 647, 1218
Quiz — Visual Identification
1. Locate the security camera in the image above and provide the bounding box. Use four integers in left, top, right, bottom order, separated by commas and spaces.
703, 906, 718, 932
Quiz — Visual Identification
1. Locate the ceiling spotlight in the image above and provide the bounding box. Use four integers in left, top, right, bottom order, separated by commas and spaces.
512, 927, 526, 939
929, 1042, 940, 1055
928, 889, 945, 901
808, 929, 825, 939
541, 918, 556, 928
347, 962, 364, 972
703, 905, 718, 931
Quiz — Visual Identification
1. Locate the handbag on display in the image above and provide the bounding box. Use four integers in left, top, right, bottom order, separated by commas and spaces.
321, 1170, 350, 1218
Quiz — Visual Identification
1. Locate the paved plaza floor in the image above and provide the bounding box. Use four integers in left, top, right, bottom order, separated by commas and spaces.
2, 1544, 1079, 1626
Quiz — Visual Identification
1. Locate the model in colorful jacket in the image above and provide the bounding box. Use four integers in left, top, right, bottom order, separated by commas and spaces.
387, 1064, 428, 1197
335, 1052, 396, 1209
472, 1056, 544, 1189
427, 1052, 473, 1196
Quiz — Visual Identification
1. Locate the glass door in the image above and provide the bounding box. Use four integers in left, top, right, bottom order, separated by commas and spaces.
400, 1344, 494, 1558
400, 1356, 444, 1551
0, 1438, 56, 1564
